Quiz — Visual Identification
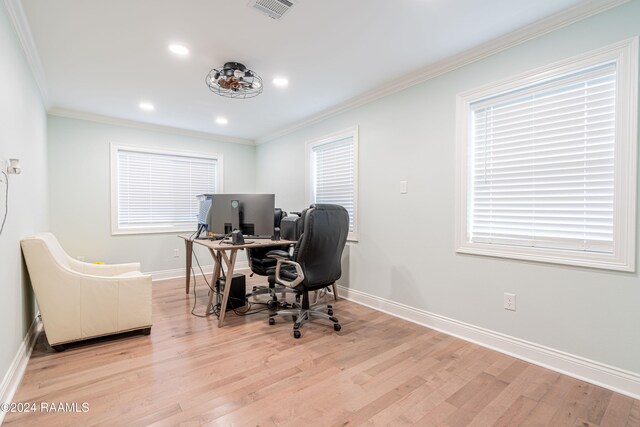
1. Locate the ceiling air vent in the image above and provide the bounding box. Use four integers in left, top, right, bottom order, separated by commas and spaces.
249, 0, 295, 20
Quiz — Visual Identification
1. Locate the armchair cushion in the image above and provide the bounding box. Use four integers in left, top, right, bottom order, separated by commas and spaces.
72, 261, 142, 277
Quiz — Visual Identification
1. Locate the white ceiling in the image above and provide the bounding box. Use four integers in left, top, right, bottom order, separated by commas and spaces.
19, 0, 591, 141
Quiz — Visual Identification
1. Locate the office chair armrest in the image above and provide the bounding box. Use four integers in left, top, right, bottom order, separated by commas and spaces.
275, 259, 304, 289
266, 250, 291, 260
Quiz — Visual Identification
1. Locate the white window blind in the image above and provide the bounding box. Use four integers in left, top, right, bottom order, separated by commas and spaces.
469, 61, 616, 253
310, 135, 356, 233
115, 148, 218, 232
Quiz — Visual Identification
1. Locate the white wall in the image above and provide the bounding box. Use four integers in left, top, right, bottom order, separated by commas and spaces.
47, 116, 256, 274
0, 3, 48, 387
256, 1, 640, 374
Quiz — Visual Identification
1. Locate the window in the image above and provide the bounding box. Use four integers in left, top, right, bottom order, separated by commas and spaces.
456, 39, 637, 271
111, 144, 223, 234
307, 127, 359, 241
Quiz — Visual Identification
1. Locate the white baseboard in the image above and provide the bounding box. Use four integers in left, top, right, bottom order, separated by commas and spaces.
149, 261, 249, 281
337, 285, 640, 400
0, 316, 42, 424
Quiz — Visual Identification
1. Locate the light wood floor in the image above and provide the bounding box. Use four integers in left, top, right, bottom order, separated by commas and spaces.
5, 272, 640, 426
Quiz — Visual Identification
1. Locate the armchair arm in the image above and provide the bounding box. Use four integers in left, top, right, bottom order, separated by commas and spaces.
274, 259, 304, 289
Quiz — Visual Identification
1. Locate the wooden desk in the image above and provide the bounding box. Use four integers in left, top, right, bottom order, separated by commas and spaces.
179, 236, 194, 294
179, 235, 295, 327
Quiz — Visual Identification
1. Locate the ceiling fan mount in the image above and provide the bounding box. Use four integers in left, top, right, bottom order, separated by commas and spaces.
206, 62, 263, 99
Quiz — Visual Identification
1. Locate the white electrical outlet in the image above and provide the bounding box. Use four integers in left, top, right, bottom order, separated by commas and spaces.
174, 248, 180, 258
400, 180, 408, 194
504, 293, 516, 311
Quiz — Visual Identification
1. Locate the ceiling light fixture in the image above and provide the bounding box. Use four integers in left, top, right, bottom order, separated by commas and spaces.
205, 62, 263, 99
273, 77, 289, 87
168, 44, 189, 56
139, 102, 154, 111
215, 117, 228, 125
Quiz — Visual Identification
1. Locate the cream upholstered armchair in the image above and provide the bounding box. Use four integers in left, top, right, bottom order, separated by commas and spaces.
20, 232, 152, 350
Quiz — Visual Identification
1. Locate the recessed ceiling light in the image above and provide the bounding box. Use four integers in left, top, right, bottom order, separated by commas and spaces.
215, 117, 228, 125
139, 102, 154, 111
168, 44, 189, 56
273, 77, 289, 87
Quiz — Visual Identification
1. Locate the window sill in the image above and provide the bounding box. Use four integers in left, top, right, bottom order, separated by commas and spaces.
112, 227, 196, 236
456, 242, 634, 272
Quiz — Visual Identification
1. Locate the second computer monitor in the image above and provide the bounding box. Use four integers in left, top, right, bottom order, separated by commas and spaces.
207, 194, 275, 238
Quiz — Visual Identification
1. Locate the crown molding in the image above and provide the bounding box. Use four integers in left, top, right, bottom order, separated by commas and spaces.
3, 0, 51, 109
256, 0, 630, 144
48, 108, 256, 146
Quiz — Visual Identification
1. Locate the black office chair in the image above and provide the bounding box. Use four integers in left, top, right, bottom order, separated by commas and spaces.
266, 204, 349, 338
245, 208, 295, 309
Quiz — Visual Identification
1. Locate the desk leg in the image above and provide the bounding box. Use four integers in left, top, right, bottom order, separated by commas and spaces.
206, 250, 222, 315
184, 239, 193, 294
217, 250, 238, 328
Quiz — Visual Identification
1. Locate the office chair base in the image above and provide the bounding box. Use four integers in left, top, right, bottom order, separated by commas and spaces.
246, 284, 297, 301
266, 299, 295, 311
268, 306, 340, 338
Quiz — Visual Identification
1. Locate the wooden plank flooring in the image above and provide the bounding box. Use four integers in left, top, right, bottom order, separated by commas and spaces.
4, 272, 639, 426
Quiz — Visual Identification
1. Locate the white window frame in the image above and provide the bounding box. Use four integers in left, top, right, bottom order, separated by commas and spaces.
455, 38, 638, 271
306, 126, 359, 241
110, 143, 224, 235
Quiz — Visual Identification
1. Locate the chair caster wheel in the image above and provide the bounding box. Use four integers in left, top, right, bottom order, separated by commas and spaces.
267, 300, 277, 311
268, 317, 275, 325
334, 324, 341, 332
252, 286, 258, 291
328, 309, 333, 316
327, 305, 333, 309
293, 330, 301, 339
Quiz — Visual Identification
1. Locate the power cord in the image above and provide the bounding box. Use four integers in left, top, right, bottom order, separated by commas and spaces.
189, 249, 216, 318
188, 245, 272, 318
0, 171, 8, 236
215, 259, 269, 316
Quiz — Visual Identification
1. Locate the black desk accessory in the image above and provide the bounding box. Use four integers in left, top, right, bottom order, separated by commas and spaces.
231, 230, 245, 245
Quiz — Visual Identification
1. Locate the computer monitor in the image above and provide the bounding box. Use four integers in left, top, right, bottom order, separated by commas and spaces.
206, 194, 275, 238
196, 194, 213, 225
193, 194, 213, 238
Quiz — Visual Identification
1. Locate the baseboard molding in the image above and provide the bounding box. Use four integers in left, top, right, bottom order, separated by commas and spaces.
0, 315, 42, 424
337, 285, 640, 400
149, 261, 249, 281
